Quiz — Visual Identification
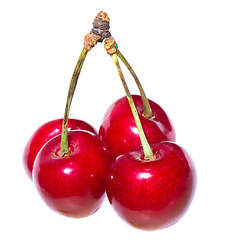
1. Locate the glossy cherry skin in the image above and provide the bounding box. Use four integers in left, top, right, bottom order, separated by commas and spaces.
23, 118, 97, 180
106, 141, 196, 231
33, 130, 114, 218
99, 95, 176, 158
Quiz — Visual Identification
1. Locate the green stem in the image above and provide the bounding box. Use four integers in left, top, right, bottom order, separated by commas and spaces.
111, 53, 154, 160
116, 49, 153, 119
60, 47, 89, 156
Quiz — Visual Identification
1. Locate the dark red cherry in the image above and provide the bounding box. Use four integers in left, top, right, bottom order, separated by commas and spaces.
99, 95, 176, 158
106, 141, 196, 231
33, 130, 113, 218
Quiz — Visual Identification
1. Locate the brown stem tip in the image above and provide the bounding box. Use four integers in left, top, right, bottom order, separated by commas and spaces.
91, 11, 111, 42
97, 11, 110, 22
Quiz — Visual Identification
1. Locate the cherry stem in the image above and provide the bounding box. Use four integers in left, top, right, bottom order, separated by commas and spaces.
60, 47, 89, 156
111, 53, 154, 160
116, 49, 153, 119
59, 11, 110, 156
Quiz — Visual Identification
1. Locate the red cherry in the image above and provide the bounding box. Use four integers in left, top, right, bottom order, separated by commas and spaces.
106, 141, 196, 231
33, 130, 113, 218
23, 118, 97, 180
99, 95, 176, 158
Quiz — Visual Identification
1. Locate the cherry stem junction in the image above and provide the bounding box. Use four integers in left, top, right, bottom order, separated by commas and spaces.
110, 53, 154, 160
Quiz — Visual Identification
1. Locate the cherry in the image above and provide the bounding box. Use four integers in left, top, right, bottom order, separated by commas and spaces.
33, 130, 113, 218
106, 141, 196, 230
99, 95, 175, 158
23, 118, 97, 180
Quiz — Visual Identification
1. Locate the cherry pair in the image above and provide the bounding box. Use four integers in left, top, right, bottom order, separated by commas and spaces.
23, 12, 114, 218
100, 40, 196, 230
23, 12, 196, 231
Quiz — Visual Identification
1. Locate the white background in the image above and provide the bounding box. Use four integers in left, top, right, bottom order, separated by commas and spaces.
1, 0, 239, 239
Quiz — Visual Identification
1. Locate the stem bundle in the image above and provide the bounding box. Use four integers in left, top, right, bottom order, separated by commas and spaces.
110, 53, 154, 160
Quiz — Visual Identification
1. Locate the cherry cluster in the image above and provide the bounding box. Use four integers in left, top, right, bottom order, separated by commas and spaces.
23, 12, 197, 231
